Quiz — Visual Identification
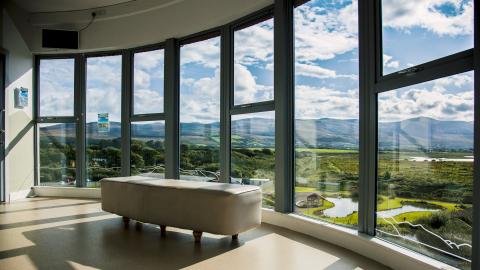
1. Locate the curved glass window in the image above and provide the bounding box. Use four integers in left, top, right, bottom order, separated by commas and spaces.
86, 55, 123, 187
39, 59, 75, 117
231, 111, 275, 208
179, 36, 221, 181
377, 72, 474, 269
131, 121, 165, 177
39, 123, 76, 186
382, 0, 473, 74
133, 49, 165, 114
294, 0, 359, 228
234, 18, 274, 105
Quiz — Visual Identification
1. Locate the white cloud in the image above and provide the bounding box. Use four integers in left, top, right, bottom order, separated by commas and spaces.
383, 54, 400, 69
86, 87, 122, 123
234, 19, 274, 66
134, 89, 164, 114
434, 73, 473, 88
181, 37, 221, 69
378, 72, 474, 122
382, 0, 473, 36
134, 49, 164, 90
39, 59, 75, 116
295, 63, 337, 79
295, 84, 359, 120
134, 49, 164, 70
86, 56, 123, 122
179, 36, 222, 123
134, 69, 151, 89
180, 69, 220, 123
233, 63, 273, 105
294, 1, 358, 63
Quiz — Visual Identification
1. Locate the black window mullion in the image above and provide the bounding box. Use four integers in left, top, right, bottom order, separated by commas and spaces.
121, 51, 132, 177
358, 0, 378, 236
376, 49, 474, 93
471, 0, 480, 268
75, 54, 86, 188
37, 116, 76, 124
130, 113, 165, 122
230, 101, 275, 115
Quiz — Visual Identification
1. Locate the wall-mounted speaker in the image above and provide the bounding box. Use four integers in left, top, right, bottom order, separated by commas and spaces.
42, 29, 79, 49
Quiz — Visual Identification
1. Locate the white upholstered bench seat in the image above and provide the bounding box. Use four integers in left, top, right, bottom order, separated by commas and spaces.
100, 176, 262, 242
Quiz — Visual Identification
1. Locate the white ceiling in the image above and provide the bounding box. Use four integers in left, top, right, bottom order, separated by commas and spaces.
10, 0, 135, 13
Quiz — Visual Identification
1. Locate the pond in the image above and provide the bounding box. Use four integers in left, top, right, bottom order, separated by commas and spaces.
321, 197, 439, 218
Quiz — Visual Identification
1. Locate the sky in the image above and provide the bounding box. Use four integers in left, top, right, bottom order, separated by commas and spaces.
39, 0, 474, 124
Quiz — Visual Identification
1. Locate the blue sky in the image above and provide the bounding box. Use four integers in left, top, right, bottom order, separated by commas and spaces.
39, 0, 473, 124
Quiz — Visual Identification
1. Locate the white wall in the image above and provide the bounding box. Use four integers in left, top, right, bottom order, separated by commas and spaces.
2, 8, 34, 201
15, 0, 273, 53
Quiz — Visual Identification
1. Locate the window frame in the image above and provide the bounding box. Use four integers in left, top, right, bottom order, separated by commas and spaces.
131, 43, 166, 119
178, 30, 222, 181
84, 51, 125, 184
362, 0, 478, 266
35, 55, 77, 121
229, 9, 281, 208
34, 54, 80, 186
231, 8, 275, 109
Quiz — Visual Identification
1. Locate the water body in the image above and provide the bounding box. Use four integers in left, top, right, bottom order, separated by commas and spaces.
322, 197, 439, 218
408, 156, 473, 162
377, 205, 439, 218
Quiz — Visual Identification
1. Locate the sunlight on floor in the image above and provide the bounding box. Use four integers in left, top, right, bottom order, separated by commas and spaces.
0, 254, 36, 270
184, 233, 342, 270
0, 198, 388, 270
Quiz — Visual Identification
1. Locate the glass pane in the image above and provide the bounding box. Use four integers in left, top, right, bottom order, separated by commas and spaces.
382, 0, 473, 74
294, 0, 359, 229
377, 72, 473, 269
179, 37, 221, 181
231, 111, 275, 208
233, 18, 274, 105
39, 59, 75, 116
131, 121, 165, 177
133, 49, 164, 114
39, 123, 76, 186
86, 55, 122, 187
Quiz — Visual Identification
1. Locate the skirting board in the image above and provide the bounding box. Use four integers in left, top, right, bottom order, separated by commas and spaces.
30, 186, 457, 270
33, 186, 101, 199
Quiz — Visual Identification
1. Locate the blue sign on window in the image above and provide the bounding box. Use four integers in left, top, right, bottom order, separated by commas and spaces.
14, 87, 28, 108
97, 113, 110, 133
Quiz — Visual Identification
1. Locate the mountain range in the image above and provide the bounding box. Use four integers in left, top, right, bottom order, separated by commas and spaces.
40, 117, 474, 151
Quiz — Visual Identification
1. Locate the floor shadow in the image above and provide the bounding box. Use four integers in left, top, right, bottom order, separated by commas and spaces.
0, 217, 269, 270
0, 212, 110, 230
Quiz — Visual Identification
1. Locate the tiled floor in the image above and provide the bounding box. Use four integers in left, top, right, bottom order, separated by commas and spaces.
0, 197, 390, 270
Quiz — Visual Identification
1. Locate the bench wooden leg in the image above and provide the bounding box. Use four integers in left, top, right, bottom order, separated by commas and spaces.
193, 231, 203, 243
160, 225, 167, 236
122, 217, 130, 227
135, 221, 142, 230
232, 234, 238, 240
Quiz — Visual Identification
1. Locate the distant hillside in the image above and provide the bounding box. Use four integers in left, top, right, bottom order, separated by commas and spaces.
378, 117, 473, 151
39, 117, 474, 151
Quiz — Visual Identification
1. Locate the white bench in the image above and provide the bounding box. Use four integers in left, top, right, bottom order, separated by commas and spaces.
100, 176, 262, 242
